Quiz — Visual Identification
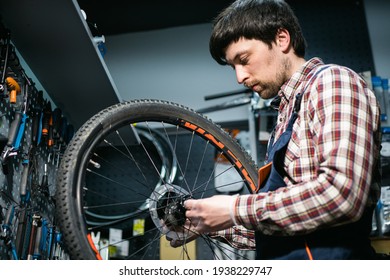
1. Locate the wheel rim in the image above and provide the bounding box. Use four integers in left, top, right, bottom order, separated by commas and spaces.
65, 103, 257, 260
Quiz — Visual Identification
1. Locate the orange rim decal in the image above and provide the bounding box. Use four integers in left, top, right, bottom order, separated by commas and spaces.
204, 133, 224, 149
241, 168, 257, 193
183, 121, 224, 149
183, 122, 197, 131
87, 233, 103, 260
182, 120, 258, 193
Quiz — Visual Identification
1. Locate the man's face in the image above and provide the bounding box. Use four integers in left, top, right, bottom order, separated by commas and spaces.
224, 37, 289, 100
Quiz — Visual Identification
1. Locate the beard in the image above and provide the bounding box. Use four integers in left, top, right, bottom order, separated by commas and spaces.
257, 57, 291, 100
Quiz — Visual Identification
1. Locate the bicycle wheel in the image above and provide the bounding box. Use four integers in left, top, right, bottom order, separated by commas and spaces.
55, 99, 258, 260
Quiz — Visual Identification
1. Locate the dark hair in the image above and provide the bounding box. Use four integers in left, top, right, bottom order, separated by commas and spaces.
209, 0, 306, 65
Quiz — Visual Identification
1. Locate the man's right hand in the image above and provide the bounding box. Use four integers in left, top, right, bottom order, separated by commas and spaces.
165, 220, 201, 248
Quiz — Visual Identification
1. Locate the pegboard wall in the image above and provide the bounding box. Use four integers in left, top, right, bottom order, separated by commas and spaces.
0, 25, 73, 260
288, 0, 375, 74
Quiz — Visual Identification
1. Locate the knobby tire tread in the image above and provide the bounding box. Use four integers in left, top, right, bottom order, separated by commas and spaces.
55, 99, 258, 260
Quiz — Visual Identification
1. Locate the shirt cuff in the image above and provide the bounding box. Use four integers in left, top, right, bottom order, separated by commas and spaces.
235, 194, 266, 230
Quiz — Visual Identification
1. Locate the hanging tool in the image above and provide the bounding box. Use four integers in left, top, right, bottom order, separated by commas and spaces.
5, 77, 21, 104
41, 101, 52, 137
0, 204, 18, 259
0, 77, 30, 174
0, 29, 11, 96
27, 213, 42, 260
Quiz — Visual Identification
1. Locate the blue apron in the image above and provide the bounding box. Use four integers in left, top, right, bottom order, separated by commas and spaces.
255, 66, 377, 259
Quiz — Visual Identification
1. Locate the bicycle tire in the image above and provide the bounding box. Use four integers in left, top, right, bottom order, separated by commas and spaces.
55, 99, 258, 260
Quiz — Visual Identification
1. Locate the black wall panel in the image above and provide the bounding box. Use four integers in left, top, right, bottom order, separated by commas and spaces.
289, 0, 375, 74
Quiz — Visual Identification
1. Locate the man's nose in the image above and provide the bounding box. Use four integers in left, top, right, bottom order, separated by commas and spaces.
235, 66, 248, 84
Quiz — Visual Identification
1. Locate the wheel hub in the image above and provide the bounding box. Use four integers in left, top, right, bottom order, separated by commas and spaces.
156, 191, 187, 227
149, 184, 190, 240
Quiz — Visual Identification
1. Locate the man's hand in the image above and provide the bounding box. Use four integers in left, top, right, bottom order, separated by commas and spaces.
184, 195, 237, 233
165, 228, 199, 248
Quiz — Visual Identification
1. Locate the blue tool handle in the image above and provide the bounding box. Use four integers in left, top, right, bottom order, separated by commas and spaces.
4, 205, 15, 226
14, 114, 28, 150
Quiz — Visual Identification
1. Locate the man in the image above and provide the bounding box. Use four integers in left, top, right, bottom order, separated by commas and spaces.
173, 0, 382, 259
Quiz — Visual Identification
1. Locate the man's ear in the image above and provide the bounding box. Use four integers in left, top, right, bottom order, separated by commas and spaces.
276, 28, 291, 53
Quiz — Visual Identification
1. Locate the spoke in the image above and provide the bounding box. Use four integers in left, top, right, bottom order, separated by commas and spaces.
182, 131, 195, 182
137, 122, 167, 185
89, 152, 168, 202
115, 128, 148, 183
84, 123, 251, 260
86, 208, 148, 230
191, 140, 209, 193
165, 125, 192, 194
86, 168, 163, 205
189, 158, 245, 197
140, 230, 162, 259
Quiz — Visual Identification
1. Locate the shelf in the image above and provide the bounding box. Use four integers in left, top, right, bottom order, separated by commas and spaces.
0, 0, 122, 129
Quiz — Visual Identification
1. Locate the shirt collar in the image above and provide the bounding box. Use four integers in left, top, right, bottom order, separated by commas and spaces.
279, 57, 325, 103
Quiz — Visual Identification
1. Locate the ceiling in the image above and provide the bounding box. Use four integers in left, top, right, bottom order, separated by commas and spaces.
75, 0, 356, 36
76, 0, 235, 36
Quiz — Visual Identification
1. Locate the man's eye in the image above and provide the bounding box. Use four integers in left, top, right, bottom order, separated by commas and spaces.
239, 57, 248, 65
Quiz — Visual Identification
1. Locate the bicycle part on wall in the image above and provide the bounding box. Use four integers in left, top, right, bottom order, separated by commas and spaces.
55, 100, 258, 260
0, 26, 72, 260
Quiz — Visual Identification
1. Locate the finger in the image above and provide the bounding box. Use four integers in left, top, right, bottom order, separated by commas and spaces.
184, 199, 196, 209
166, 235, 173, 241
185, 209, 198, 219
170, 239, 183, 248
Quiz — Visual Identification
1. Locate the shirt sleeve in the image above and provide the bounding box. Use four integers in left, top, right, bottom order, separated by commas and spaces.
233, 67, 380, 236
209, 226, 256, 250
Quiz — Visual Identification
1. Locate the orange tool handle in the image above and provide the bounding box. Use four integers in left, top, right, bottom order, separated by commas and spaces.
5, 77, 21, 104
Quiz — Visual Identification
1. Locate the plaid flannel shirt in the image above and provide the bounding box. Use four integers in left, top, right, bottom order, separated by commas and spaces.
211, 57, 381, 250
